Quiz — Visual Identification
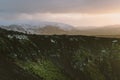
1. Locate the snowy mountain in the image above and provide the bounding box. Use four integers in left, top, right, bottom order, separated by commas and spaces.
0, 22, 75, 34
1, 22, 120, 37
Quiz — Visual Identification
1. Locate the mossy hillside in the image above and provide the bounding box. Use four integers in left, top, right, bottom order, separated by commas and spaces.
17, 59, 69, 80
0, 28, 120, 80
72, 43, 120, 80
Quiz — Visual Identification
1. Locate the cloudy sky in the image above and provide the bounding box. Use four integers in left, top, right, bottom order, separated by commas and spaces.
0, 0, 120, 27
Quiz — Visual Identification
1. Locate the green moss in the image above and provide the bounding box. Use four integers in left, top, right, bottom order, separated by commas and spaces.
73, 48, 105, 80
17, 60, 69, 80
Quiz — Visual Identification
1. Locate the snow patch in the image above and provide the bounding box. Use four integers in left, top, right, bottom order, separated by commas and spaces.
8, 35, 29, 40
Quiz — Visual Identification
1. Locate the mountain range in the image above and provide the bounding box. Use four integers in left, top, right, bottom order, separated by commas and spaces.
1, 22, 120, 37
0, 22, 75, 35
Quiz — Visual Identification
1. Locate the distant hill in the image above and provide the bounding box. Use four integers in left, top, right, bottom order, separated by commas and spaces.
77, 25, 120, 38
1, 23, 120, 38
0, 22, 74, 34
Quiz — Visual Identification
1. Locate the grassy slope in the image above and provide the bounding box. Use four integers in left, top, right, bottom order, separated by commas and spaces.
0, 55, 41, 80
0, 28, 120, 80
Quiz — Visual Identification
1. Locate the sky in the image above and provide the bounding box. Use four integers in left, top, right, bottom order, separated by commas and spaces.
0, 0, 120, 27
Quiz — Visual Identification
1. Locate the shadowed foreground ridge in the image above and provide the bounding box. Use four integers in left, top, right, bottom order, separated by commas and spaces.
0, 55, 41, 80
0, 28, 120, 80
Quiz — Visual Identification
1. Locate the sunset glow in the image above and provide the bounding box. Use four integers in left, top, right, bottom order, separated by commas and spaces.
1, 0, 120, 28
17, 13, 120, 27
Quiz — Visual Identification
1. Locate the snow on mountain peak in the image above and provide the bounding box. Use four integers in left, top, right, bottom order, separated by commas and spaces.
0, 22, 75, 34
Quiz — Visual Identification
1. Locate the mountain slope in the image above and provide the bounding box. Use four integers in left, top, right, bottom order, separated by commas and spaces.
0, 56, 41, 80
0, 28, 120, 80
0, 22, 74, 34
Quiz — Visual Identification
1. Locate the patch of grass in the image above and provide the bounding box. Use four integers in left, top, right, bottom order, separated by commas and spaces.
17, 60, 69, 80
72, 48, 105, 80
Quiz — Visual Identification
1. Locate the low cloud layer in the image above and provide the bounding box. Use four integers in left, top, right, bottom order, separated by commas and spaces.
0, 0, 120, 26
0, 0, 120, 13
1, 13, 120, 27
